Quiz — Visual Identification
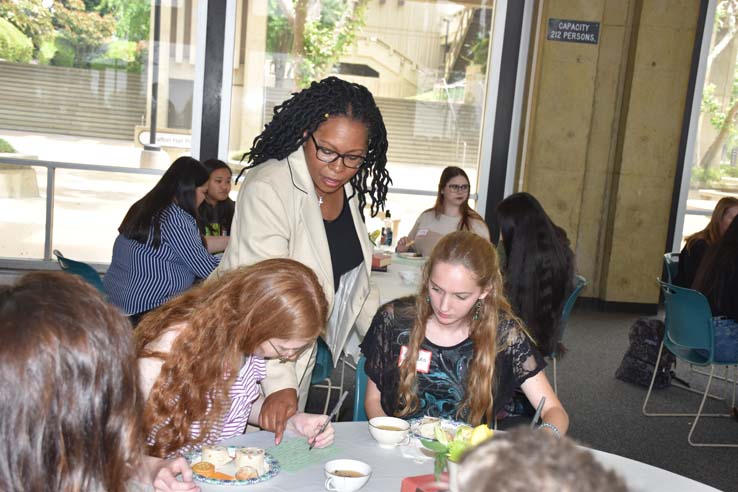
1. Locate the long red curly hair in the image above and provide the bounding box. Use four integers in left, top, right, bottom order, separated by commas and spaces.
136, 259, 328, 457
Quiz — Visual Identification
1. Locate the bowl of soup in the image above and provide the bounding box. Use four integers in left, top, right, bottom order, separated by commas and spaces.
368, 416, 411, 448
324, 459, 371, 491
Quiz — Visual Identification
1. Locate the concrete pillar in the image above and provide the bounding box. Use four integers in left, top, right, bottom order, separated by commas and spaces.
521, 0, 700, 307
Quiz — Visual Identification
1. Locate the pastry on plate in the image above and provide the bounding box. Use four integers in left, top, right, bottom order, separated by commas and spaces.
235, 465, 259, 481
235, 447, 267, 475
201, 445, 232, 467
191, 461, 215, 476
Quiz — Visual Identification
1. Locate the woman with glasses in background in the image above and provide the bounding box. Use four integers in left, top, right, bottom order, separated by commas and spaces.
216, 77, 391, 443
396, 166, 490, 257
137, 259, 335, 456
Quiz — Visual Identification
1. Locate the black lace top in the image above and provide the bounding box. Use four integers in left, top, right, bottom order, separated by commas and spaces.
360, 297, 546, 422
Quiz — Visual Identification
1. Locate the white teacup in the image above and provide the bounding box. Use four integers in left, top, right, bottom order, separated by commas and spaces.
324, 459, 372, 492
368, 416, 411, 448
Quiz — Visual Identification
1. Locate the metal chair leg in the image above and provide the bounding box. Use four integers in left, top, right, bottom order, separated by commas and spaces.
643, 341, 726, 417
688, 365, 738, 447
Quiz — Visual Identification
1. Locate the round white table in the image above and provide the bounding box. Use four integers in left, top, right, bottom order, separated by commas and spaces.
371, 255, 426, 304
196, 422, 719, 492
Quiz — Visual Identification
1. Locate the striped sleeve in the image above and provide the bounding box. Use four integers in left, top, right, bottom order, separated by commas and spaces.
163, 206, 220, 279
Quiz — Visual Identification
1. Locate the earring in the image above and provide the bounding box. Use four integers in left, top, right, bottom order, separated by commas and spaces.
426, 295, 431, 303
473, 299, 482, 320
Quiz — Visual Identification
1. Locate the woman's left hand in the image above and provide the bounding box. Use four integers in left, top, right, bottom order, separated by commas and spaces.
148, 456, 200, 492
286, 412, 335, 448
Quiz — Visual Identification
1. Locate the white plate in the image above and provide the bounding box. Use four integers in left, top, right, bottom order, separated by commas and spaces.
185, 446, 280, 486
408, 417, 468, 441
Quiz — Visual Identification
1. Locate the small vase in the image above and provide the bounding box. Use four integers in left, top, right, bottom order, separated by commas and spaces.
447, 460, 459, 492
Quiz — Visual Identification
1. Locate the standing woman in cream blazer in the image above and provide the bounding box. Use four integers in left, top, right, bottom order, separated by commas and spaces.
217, 77, 391, 442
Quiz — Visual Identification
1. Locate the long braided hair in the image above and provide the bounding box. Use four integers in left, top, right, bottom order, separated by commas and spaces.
238, 77, 391, 218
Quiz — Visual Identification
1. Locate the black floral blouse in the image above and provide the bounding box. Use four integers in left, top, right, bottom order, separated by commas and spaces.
360, 297, 545, 422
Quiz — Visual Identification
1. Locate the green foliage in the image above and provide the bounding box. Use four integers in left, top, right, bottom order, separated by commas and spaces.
722, 163, 738, 177
0, 138, 17, 154
297, 0, 368, 86
89, 39, 143, 72
52, 0, 115, 67
267, 0, 368, 87
0, 0, 55, 53
38, 38, 57, 64
51, 37, 76, 66
691, 165, 724, 187
98, 0, 150, 41
0, 17, 33, 63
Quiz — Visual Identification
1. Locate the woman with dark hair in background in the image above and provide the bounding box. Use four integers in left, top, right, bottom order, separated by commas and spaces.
0, 272, 197, 492
105, 156, 219, 325
198, 158, 234, 254
497, 192, 575, 359
396, 166, 489, 257
674, 196, 738, 288
692, 215, 738, 362
216, 77, 391, 441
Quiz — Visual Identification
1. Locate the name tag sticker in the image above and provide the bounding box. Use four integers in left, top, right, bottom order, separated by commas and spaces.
399, 346, 432, 373
416, 228, 429, 237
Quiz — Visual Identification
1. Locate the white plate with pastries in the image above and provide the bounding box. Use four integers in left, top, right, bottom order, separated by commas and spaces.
408, 416, 468, 442
186, 445, 280, 486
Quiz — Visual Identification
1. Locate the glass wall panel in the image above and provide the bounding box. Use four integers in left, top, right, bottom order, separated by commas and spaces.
0, 166, 47, 259
226, 0, 498, 237
680, 4, 738, 247
0, 0, 200, 262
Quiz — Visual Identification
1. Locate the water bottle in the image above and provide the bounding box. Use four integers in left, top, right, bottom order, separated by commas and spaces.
383, 210, 393, 247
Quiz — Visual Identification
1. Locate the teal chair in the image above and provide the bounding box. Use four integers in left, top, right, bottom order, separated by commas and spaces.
550, 275, 588, 394
54, 249, 105, 293
663, 252, 680, 284
642, 281, 738, 447
353, 356, 368, 421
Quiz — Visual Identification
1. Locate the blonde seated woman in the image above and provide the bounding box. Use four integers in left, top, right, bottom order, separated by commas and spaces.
136, 259, 335, 458
361, 231, 568, 435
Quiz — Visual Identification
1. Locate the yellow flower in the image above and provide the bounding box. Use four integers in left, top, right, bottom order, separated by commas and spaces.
469, 424, 494, 446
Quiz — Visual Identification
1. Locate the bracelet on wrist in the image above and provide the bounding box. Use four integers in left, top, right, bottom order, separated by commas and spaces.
538, 422, 561, 438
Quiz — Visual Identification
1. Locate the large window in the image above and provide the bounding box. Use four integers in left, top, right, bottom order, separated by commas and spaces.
0, 0, 199, 263
678, 0, 738, 247
225, 0, 498, 238
0, 0, 521, 265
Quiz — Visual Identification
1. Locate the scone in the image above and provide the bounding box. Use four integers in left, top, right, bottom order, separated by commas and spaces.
201, 445, 232, 467
235, 447, 267, 475
235, 465, 259, 480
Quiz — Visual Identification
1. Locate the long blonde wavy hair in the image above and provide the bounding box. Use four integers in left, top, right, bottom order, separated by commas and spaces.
395, 231, 521, 425
136, 259, 328, 457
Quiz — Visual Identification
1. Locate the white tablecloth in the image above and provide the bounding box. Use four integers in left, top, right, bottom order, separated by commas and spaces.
371, 255, 426, 304
196, 422, 718, 492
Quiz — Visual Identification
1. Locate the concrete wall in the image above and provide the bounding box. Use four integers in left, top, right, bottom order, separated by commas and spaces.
522, 0, 700, 306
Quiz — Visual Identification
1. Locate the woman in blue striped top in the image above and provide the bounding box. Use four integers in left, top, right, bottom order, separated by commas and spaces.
104, 156, 219, 324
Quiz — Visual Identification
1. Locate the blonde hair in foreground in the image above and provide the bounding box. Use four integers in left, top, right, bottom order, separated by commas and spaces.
136, 259, 328, 457
395, 230, 521, 424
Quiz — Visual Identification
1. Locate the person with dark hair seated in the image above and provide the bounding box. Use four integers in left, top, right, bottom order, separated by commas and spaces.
457, 427, 628, 492
216, 77, 391, 442
0, 272, 198, 492
675, 196, 738, 288
104, 156, 219, 325
396, 166, 490, 257
198, 158, 234, 254
496, 192, 575, 359
692, 215, 738, 362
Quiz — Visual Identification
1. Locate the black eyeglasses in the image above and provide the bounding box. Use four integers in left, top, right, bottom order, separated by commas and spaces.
268, 340, 311, 364
310, 134, 366, 169
447, 184, 470, 192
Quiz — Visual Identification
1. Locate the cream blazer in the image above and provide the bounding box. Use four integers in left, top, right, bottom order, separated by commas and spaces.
216, 147, 378, 401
